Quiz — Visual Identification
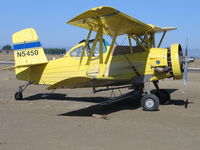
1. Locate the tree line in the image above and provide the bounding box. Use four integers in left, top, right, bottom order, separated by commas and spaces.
1, 44, 67, 55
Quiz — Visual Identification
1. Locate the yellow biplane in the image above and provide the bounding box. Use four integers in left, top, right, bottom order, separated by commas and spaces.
1, 6, 194, 111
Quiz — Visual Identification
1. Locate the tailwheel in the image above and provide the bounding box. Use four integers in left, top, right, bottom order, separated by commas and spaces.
14, 82, 32, 101
141, 94, 159, 111
154, 89, 171, 104
15, 92, 23, 100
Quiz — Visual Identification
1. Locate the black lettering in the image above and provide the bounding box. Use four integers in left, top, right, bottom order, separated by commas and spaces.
34, 50, 39, 55
17, 52, 22, 57
26, 51, 30, 56
30, 50, 34, 56
21, 51, 25, 57
16, 50, 39, 57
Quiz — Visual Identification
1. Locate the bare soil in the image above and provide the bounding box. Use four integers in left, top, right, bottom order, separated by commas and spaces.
0, 63, 200, 150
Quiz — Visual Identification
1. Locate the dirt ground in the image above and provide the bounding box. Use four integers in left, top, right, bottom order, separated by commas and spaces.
0, 62, 200, 150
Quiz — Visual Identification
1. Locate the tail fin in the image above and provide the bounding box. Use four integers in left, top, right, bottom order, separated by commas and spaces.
12, 28, 48, 81
12, 28, 48, 66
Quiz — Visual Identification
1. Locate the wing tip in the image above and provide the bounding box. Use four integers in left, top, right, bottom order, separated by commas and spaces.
66, 6, 117, 24
148, 24, 177, 33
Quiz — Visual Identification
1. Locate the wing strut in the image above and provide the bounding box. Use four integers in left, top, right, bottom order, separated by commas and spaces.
128, 34, 134, 54
157, 31, 167, 48
78, 26, 93, 74
83, 27, 102, 75
99, 26, 104, 76
78, 22, 120, 77
98, 27, 119, 77
130, 35, 148, 52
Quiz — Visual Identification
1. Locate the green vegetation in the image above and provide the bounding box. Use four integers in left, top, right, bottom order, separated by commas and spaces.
1, 45, 12, 50
44, 48, 66, 55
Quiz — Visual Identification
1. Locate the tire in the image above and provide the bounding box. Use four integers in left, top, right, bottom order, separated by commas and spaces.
154, 89, 170, 104
141, 94, 159, 111
15, 92, 23, 100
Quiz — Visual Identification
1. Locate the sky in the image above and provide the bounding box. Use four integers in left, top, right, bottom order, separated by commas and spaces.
0, 0, 200, 50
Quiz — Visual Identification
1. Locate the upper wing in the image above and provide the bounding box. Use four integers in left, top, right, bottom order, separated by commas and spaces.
147, 24, 176, 33
67, 6, 176, 36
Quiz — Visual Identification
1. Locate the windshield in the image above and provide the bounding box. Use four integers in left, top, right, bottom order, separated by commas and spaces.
70, 39, 110, 57
88, 39, 110, 56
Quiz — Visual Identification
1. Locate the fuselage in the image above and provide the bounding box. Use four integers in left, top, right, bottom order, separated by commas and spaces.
16, 43, 172, 88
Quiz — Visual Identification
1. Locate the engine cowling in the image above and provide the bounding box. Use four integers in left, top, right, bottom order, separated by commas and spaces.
149, 43, 195, 83
170, 44, 183, 79
149, 43, 184, 81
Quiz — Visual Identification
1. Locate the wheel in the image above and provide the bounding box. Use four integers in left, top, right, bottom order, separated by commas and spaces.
141, 94, 159, 111
15, 92, 23, 100
154, 89, 170, 104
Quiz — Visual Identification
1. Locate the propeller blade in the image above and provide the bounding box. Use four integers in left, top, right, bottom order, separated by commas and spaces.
183, 42, 189, 86
183, 61, 188, 86
185, 44, 188, 57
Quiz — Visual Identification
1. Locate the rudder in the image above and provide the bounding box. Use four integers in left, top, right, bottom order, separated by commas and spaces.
12, 28, 48, 66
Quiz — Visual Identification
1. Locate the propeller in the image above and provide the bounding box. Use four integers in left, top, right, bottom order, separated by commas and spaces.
183, 47, 189, 108
182, 43, 195, 86
182, 42, 194, 109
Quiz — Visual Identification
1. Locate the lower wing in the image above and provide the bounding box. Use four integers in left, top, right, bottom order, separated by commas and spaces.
47, 76, 129, 90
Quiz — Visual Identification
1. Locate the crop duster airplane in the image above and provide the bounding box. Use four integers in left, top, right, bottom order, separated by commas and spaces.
1, 6, 194, 111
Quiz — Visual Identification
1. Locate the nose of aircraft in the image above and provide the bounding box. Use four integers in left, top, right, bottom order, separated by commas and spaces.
170, 43, 195, 85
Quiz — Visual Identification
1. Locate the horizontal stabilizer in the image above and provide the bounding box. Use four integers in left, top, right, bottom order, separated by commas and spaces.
0, 62, 48, 71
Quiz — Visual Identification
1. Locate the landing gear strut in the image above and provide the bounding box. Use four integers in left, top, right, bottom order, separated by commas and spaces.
152, 81, 171, 104
136, 82, 170, 111
140, 81, 170, 111
134, 83, 160, 111
14, 82, 32, 100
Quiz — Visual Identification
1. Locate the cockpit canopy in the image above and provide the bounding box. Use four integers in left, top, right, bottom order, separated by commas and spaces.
66, 39, 110, 57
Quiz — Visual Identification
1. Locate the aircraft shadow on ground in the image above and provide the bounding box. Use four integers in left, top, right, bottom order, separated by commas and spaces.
23, 88, 193, 116
58, 98, 193, 117
59, 97, 142, 116
25, 93, 109, 103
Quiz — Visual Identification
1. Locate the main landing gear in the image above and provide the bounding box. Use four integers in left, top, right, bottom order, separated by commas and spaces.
15, 82, 32, 100
139, 81, 170, 111
97, 82, 170, 111
141, 94, 160, 111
